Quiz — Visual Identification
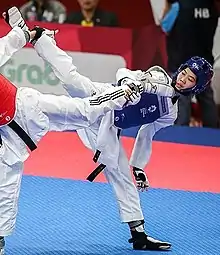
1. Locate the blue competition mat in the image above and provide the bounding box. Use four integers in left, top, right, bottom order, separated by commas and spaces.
6, 176, 220, 255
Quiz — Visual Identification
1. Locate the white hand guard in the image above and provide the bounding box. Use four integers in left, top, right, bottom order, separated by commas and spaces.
120, 77, 144, 94
144, 81, 175, 97
139, 66, 170, 84
138, 66, 175, 97
121, 78, 144, 106
4, 7, 28, 31
121, 85, 141, 106
133, 167, 150, 191
126, 91, 141, 106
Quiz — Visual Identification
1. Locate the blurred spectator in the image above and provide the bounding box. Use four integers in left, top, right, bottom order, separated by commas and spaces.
66, 0, 118, 27
161, 0, 219, 128
20, 0, 66, 23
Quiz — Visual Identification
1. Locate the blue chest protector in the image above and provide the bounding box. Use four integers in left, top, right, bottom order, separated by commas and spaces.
114, 93, 169, 129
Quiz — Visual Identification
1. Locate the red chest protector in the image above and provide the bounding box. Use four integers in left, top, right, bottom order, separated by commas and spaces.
0, 74, 17, 127
0, 74, 37, 151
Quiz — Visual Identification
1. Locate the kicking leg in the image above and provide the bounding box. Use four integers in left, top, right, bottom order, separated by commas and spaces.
34, 34, 96, 98
3, 7, 109, 98
34, 33, 111, 98
38, 84, 138, 131
4, 8, 174, 99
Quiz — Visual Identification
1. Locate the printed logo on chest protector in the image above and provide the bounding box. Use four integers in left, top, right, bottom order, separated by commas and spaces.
140, 105, 157, 118
0, 112, 7, 119
115, 113, 125, 122
113, 93, 167, 129
0, 112, 11, 123
114, 105, 157, 122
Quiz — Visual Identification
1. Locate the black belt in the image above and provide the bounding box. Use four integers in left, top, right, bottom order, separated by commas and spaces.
7, 120, 37, 151
86, 162, 106, 182
87, 130, 121, 182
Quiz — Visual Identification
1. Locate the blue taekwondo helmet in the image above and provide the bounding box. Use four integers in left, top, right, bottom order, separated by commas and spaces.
172, 56, 214, 96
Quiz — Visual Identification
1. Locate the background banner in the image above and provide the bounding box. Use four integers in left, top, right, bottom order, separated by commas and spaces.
0, 48, 126, 95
